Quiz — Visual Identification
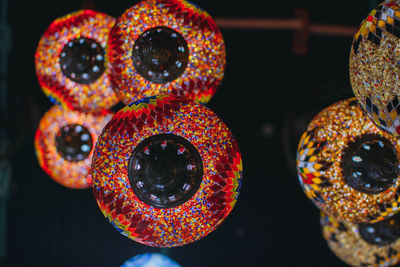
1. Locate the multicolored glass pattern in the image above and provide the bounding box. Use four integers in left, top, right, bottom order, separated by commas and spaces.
91, 95, 242, 247
350, 0, 400, 137
35, 105, 113, 189
321, 212, 400, 267
296, 98, 400, 223
106, 0, 225, 105
121, 253, 180, 267
35, 10, 118, 113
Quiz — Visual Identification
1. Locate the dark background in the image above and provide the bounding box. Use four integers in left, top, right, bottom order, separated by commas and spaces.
1, 0, 385, 266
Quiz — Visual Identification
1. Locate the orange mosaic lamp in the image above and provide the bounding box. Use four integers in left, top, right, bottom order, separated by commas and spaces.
350, 0, 400, 137
35, 105, 113, 189
35, 10, 119, 113
297, 98, 400, 223
321, 212, 400, 266
91, 95, 242, 247
106, 0, 226, 105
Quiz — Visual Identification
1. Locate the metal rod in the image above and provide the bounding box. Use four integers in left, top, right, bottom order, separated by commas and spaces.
215, 18, 301, 30
214, 18, 357, 37
310, 23, 357, 37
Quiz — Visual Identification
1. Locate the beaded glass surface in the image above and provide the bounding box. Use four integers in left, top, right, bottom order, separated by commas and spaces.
35, 105, 113, 189
35, 10, 118, 113
121, 253, 180, 267
321, 212, 400, 267
297, 98, 400, 223
106, 0, 226, 105
350, 0, 400, 137
91, 95, 242, 247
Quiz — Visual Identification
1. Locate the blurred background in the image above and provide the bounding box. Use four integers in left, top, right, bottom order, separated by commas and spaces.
1, 0, 379, 266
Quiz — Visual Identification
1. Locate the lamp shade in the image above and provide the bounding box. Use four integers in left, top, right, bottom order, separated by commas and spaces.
106, 0, 225, 104
35, 10, 118, 113
91, 95, 242, 247
321, 212, 400, 266
297, 98, 400, 223
121, 253, 180, 267
35, 105, 113, 189
350, 0, 400, 137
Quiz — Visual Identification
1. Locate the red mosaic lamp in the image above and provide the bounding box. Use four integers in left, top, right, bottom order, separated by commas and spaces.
35, 105, 113, 189
91, 95, 242, 247
106, 0, 226, 105
35, 10, 119, 113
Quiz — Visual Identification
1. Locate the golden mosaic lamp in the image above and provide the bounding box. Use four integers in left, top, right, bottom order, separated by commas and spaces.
321, 212, 400, 266
297, 98, 400, 223
350, 0, 400, 137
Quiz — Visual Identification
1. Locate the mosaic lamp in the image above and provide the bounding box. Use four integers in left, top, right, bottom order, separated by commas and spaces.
321, 212, 400, 266
35, 10, 119, 113
106, 0, 225, 105
121, 253, 180, 267
350, 0, 400, 137
91, 95, 242, 247
297, 98, 400, 223
35, 105, 113, 189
